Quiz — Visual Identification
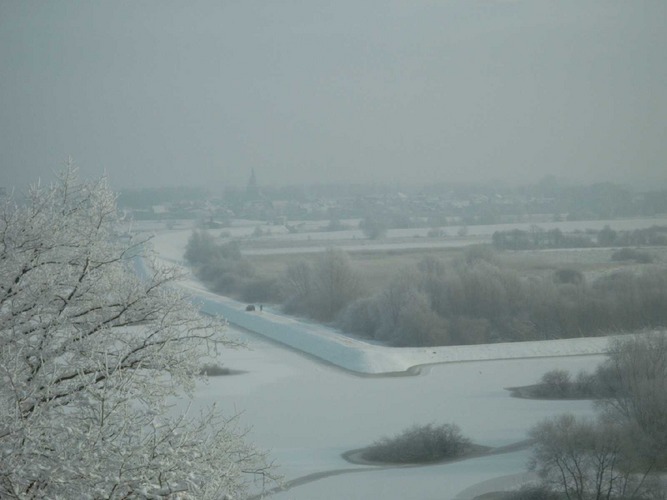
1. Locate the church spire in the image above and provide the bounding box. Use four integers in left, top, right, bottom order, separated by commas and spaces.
246, 169, 261, 200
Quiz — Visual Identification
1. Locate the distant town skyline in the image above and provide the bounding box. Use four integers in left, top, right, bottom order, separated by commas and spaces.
1, 1, 666, 191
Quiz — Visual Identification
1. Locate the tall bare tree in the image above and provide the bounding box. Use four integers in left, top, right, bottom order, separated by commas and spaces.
529, 414, 651, 500
595, 333, 667, 469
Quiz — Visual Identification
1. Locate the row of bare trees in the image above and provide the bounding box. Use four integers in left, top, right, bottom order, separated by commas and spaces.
186, 234, 368, 323
185, 230, 280, 302
338, 249, 667, 346
492, 225, 667, 251
186, 233, 667, 347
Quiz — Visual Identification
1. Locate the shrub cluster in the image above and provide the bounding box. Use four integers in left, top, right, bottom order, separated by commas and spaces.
359, 216, 388, 240
199, 363, 231, 376
500, 485, 562, 500
361, 423, 471, 464
611, 247, 654, 263
518, 369, 600, 399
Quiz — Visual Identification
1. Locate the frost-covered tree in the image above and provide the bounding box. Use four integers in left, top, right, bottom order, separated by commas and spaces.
282, 248, 364, 322
0, 166, 275, 498
595, 332, 667, 469
529, 414, 654, 500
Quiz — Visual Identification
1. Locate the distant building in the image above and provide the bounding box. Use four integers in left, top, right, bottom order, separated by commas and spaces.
246, 169, 262, 201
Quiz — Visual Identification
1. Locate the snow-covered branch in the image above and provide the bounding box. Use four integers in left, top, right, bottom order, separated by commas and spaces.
0, 165, 276, 498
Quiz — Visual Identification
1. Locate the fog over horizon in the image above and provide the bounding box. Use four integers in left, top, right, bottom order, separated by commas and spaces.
1, 1, 665, 192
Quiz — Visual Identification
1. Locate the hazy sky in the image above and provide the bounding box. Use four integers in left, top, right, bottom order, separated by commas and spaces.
1, 1, 665, 191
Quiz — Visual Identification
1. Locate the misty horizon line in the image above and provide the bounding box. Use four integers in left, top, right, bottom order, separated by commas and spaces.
109, 176, 667, 195
4, 169, 666, 195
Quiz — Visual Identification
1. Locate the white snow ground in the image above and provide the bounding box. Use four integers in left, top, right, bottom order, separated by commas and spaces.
145, 225, 659, 499
191, 324, 601, 500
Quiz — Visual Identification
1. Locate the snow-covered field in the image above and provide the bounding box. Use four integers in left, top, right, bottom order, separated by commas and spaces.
142, 223, 650, 499
145, 215, 667, 258
187, 320, 601, 500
